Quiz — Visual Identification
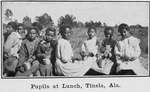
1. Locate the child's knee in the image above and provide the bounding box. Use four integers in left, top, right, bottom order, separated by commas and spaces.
32, 60, 39, 67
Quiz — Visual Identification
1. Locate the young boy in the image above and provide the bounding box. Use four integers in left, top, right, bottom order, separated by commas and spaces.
16, 27, 40, 77
31, 22, 43, 37
98, 27, 117, 75
36, 27, 57, 76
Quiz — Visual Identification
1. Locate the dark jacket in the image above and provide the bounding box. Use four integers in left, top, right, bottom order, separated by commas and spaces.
17, 37, 40, 68
100, 39, 117, 62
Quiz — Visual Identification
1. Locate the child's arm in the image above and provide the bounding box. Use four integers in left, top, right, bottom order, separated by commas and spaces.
36, 44, 48, 60
132, 39, 141, 59
3, 34, 16, 55
99, 40, 105, 53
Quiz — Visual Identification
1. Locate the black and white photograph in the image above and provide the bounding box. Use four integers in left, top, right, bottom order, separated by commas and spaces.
1, 1, 149, 78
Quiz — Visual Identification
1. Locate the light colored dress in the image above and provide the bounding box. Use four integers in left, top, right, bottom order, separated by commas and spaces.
81, 36, 98, 61
115, 36, 148, 76
55, 38, 106, 76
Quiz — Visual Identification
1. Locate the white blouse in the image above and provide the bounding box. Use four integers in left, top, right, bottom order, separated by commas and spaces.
81, 36, 98, 56
56, 38, 73, 63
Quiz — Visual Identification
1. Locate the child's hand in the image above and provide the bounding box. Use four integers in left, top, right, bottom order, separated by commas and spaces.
115, 53, 121, 60
80, 51, 87, 57
130, 57, 136, 61
27, 58, 33, 63
19, 66, 25, 73
46, 55, 51, 58
124, 55, 130, 61
87, 52, 94, 57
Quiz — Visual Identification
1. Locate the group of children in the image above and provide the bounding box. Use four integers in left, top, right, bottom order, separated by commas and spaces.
3, 21, 148, 77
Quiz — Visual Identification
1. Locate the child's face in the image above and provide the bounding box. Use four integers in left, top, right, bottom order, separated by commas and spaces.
6, 25, 14, 34
105, 30, 113, 40
45, 31, 55, 42
18, 26, 24, 34
28, 29, 36, 41
88, 29, 96, 39
119, 29, 130, 38
62, 28, 71, 40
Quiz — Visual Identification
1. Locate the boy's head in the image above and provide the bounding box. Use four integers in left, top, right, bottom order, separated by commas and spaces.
59, 24, 72, 40
17, 23, 24, 33
118, 23, 131, 38
87, 27, 97, 39
104, 27, 114, 40
31, 22, 43, 36
27, 27, 37, 41
17, 23, 26, 39
6, 22, 17, 34
45, 27, 56, 42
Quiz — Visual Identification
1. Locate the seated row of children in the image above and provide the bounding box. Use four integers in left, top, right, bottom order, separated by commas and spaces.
3, 22, 147, 77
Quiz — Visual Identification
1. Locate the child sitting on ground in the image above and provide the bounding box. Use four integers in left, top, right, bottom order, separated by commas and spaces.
115, 23, 148, 75
97, 27, 117, 75
16, 27, 40, 77
80, 27, 99, 61
36, 27, 57, 76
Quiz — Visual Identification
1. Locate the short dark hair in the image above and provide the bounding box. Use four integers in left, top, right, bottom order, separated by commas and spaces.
104, 27, 114, 34
7, 22, 18, 30
118, 23, 130, 33
59, 24, 72, 36
45, 27, 56, 36
87, 27, 97, 33
31, 22, 43, 31
26, 27, 37, 38
17, 23, 24, 29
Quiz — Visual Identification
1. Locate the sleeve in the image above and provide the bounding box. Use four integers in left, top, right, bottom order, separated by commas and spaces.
114, 41, 122, 55
3, 34, 16, 54
132, 39, 141, 58
99, 40, 106, 53
56, 40, 61, 59
31, 38, 41, 60
17, 42, 26, 67
36, 44, 46, 60
81, 42, 86, 52
56, 40, 70, 63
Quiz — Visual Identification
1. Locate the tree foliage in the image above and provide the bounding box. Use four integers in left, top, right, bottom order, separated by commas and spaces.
22, 16, 32, 28
36, 13, 54, 28
5, 9, 13, 18
58, 14, 76, 27
4, 9, 13, 23
85, 21, 101, 28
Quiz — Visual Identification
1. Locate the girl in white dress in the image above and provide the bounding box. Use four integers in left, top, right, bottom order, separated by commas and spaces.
115, 23, 148, 75
55, 25, 106, 76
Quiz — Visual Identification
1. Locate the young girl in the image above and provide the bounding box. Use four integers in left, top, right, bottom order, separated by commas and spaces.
16, 27, 40, 77
36, 27, 57, 76
81, 27, 99, 61
115, 23, 148, 75
98, 27, 117, 75
55, 25, 107, 76
31, 22, 43, 37
3, 22, 17, 43
3, 23, 24, 77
